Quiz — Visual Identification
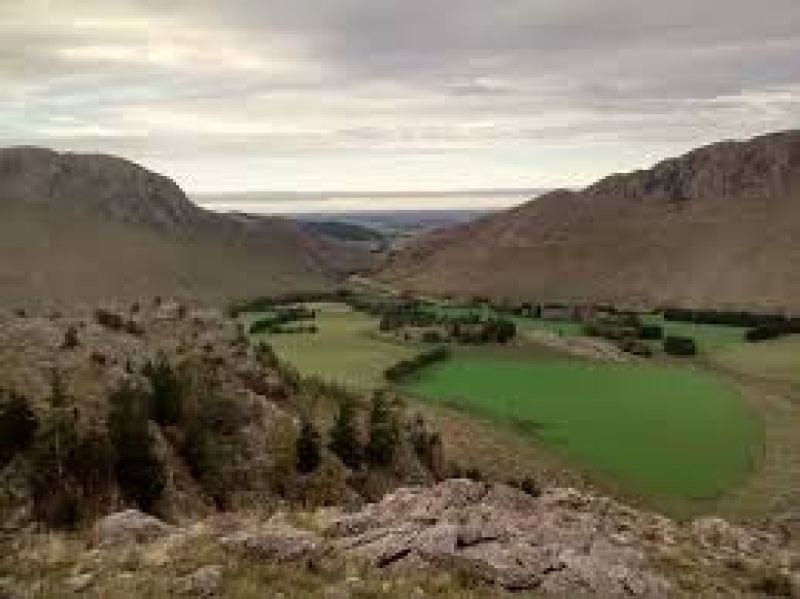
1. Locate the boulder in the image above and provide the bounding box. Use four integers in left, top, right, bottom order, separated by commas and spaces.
175, 565, 223, 597
92, 510, 177, 547
221, 524, 320, 562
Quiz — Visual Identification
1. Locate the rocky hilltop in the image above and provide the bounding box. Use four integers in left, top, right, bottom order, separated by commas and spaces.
0, 148, 367, 308
2, 479, 799, 597
381, 130, 800, 310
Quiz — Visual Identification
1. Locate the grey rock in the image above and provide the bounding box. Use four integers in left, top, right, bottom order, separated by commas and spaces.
65, 572, 94, 593
92, 510, 177, 547
221, 524, 319, 562
176, 565, 224, 597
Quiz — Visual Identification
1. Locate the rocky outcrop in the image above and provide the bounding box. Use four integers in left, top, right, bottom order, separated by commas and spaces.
60, 479, 799, 597
316, 481, 673, 596
0, 147, 201, 230
382, 129, 800, 311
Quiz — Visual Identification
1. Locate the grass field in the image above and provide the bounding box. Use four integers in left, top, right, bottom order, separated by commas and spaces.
712, 334, 800, 384
404, 356, 759, 500
244, 304, 419, 391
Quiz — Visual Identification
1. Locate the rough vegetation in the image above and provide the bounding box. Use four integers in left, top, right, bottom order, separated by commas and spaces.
0, 300, 439, 532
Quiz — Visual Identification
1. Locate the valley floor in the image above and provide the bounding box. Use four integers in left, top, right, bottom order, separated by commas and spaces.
244, 291, 800, 526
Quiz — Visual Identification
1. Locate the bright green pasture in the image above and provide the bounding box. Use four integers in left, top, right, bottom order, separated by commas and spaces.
244, 304, 419, 392
404, 356, 759, 499
713, 335, 800, 384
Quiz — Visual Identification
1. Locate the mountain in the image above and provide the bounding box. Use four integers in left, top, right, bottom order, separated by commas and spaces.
380, 130, 800, 311
0, 147, 362, 308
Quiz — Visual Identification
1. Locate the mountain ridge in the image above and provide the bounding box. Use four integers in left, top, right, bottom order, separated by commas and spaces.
380, 129, 800, 310
0, 147, 365, 308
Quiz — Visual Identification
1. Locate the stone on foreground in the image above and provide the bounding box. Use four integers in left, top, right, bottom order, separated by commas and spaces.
92, 509, 177, 547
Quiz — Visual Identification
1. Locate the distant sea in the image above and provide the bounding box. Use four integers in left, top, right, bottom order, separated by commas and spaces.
193, 189, 546, 216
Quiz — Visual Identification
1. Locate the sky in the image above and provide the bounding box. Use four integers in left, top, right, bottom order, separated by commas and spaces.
3, 0, 800, 207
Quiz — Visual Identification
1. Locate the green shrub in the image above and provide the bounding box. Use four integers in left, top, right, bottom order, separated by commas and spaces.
61, 325, 80, 350
385, 347, 450, 382
143, 355, 184, 426
638, 324, 664, 340
365, 391, 399, 468
108, 384, 165, 513
508, 476, 542, 498
0, 390, 37, 466
296, 419, 322, 474
329, 397, 362, 470
180, 394, 241, 509
664, 335, 698, 357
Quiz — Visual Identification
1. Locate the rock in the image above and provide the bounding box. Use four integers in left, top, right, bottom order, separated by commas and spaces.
176, 565, 223, 597
691, 517, 766, 555
482, 483, 540, 513
221, 524, 320, 562
338, 523, 423, 567
92, 510, 177, 547
65, 572, 95, 593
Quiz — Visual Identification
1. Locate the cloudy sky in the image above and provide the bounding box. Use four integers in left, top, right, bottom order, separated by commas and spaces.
3, 0, 800, 202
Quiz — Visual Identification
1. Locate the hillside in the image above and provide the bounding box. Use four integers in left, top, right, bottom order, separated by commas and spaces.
380, 130, 800, 311
0, 147, 363, 308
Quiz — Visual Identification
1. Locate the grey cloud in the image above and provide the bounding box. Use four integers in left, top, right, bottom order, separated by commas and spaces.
2, 0, 800, 191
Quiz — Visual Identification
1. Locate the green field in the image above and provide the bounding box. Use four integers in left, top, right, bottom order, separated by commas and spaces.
713, 335, 800, 384
404, 356, 759, 499
245, 304, 419, 391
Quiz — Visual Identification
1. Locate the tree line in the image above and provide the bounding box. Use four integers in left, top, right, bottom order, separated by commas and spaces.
384, 347, 450, 383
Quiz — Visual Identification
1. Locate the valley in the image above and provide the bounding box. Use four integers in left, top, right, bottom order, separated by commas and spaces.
239, 285, 800, 525
5, 1, 800, 595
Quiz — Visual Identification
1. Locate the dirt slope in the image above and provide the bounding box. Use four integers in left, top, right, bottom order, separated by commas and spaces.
381, 130, 800, 310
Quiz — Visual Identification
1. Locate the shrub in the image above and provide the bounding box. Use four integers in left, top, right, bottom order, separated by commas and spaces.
108, 384, 165, 513
422, 330, 443, 343
384, 347, 450, 383
664, 335, 698, 357
329, 397, 361, 470
61, 325, 80, 350
618, 338, 653, 357
745, 321, 799, 342
181, 400, 239, 510
143, 355, 184, 426
509, 477, 542, 498
638, 324, 664, 340
464, 467, 483, 481
28, 375, 113, 527
95, 308, 126, 330
0, 391, 37, 466
295, 419, 322, 474
365, 392, 399, 468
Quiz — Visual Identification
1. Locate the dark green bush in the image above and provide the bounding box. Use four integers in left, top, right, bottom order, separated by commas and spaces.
329, 397, 362, 470
384, 347, 450, 383
664, 335, 698, 357
0, 390, 37, 466
108, 385, 165, 513
295, 419, 322, 474
143, 355, 184, 426
365, 392, 399, 468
